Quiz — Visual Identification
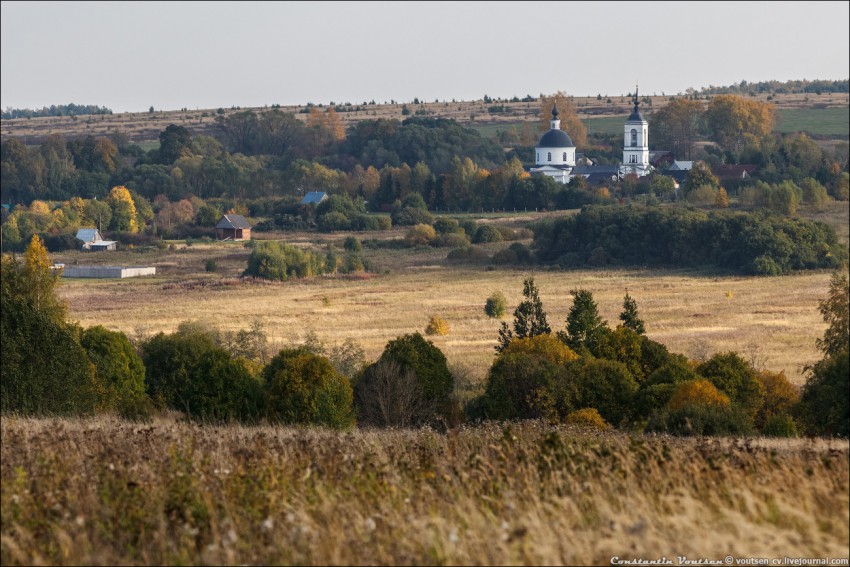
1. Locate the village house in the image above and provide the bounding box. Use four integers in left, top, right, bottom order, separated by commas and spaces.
215, 214, 252, 241
75, 228, 117, 251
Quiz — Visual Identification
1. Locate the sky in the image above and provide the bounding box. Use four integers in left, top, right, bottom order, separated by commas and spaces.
2, 1, 848, 114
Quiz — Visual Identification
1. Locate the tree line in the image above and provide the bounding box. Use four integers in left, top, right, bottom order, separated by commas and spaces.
531, 205, 847, 275
2, 103, 114, 120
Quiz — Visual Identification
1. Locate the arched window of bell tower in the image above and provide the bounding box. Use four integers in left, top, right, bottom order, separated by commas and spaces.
631, 129, 637, 147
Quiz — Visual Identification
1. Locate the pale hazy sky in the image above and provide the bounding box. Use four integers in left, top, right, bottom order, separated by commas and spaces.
2, 1, 848, 113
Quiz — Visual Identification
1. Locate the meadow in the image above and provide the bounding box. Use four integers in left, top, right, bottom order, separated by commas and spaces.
52, 202, 850, 387
1, 415, 847, 565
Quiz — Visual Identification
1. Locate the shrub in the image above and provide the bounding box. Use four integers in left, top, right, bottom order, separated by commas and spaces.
356, 333, 453, 426
141, 331, 263, 422
480, 352, 576, 422
205, 259, 218, 272
352, 359, 429, 427
697, 352, 765, 421
565, 408, 611, 430
590, 326, 646, 382
572, 358, 639, 427
446, 246, 490, 262
484, 291, 507, 318
433, 218, 462, 234
433, 232, 471, 248
666, 379, 731, 412
473, 224, 503, 244
755, 370, 800, 429
317, 211, 350, 232
343, 236, 362, 253
491, 248, 518, 265
500, 334, 579, 365
761, 413, 798, 437
457, 218, 478, 238
1, 295, 98, 416
425, 315, 450, 336
797, 351, 849, 437
80, 326, 148, 417
263, 347, 355, 429
686, 185, 719, 205
244, 241, 327, 281
405, 224, 436, 247
392, 206, 434, 227
646, 404, 754, 436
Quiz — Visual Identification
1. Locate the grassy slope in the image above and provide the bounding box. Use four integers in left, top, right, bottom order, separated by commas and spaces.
2, 416, 847, 566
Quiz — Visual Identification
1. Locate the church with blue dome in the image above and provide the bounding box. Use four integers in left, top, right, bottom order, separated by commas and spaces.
530, 87, 652, 184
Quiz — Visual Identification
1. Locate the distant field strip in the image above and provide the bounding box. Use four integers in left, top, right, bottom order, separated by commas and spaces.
472, 107, 850, 139
775, 107, 850, 136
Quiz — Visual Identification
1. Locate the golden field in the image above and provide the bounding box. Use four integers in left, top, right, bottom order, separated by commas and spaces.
1, 416, 847, 566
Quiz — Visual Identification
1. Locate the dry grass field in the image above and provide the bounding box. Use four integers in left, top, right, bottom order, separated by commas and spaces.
1, 415, 847, 566
51, 203, 849, 387
3, 92, 847, 146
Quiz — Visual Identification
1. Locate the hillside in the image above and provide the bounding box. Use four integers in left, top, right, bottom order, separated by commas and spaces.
2, 92, 848, 147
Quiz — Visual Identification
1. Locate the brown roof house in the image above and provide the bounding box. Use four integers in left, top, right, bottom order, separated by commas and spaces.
215, 214, 252, 241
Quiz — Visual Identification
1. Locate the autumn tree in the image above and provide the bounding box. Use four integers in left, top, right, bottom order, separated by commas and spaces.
538, 91, 588, 149
106, 185, 138, 232
703, 94, 776, 151
650, 98, 703, 159
11, 235, 67, 323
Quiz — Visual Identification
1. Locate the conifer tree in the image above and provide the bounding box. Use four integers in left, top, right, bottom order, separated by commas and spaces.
496, 277, 550, 353
619, 292, 646, 335
560, 288, 607, 351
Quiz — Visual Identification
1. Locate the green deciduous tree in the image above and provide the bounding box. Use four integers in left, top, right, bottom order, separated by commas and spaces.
815, 266, 849, 358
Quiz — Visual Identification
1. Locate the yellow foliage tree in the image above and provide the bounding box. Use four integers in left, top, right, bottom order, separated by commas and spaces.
715, 187, 730, 208
21, 235, 67, 323
500, 334, 579, 365
106, 185, 138, 233
667, 379, 731, 412
425, 315, 450, 336
755, 370, 800, 427
29, 200, 51, 216
704, 94, 776, 151
538, 91, 588, 149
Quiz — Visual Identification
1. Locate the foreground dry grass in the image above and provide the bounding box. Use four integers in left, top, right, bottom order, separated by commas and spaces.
1, 416, 847, 565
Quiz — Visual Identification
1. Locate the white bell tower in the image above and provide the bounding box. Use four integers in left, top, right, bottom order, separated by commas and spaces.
621, 86, 650, 176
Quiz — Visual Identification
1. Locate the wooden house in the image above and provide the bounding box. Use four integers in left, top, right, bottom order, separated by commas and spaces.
215, 214, 252, 241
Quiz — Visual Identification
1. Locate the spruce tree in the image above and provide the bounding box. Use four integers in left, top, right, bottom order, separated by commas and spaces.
496, 277, 550, 352
560, 288, 607, 351
619, 292, 646, 335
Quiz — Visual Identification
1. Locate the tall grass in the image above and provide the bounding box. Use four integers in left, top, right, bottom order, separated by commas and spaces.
1, 415, 847, 565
